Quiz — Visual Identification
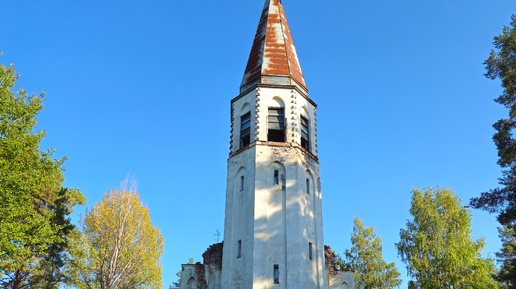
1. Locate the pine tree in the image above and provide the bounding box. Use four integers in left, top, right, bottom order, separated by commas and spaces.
495, 223, 516, 287
470, 14, 516, 285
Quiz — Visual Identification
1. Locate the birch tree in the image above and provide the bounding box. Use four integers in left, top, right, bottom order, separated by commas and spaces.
397, 187, 498, 288
344, 217, 402, 289
74, 182, 164, 289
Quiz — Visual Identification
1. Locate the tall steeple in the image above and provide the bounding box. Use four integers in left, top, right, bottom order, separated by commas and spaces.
178, 1, 356, 288
240, 0, 307, 94
220, 0, 329, 288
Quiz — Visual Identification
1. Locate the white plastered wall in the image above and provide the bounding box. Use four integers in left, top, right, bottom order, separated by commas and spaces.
230, 87, 318, 156
180, 265, 198, 289
221, 147, 257, 289
222, 86, 326, 289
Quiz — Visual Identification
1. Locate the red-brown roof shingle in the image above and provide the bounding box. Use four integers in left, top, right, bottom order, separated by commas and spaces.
241, 0, 307, 93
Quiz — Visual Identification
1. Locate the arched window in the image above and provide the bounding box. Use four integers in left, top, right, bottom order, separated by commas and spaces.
300, 107, 310, 151
268, 98, 286, 142
240, 112, 251, 148
300, 115, 309, 150
236, 167, 247, 195
187, 277, 197, 289
305, 170, 315, 195
268, 108, 285, 142
269, 162, 286, 191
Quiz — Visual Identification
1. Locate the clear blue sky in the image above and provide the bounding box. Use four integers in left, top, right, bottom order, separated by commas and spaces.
1, 0, 515, 287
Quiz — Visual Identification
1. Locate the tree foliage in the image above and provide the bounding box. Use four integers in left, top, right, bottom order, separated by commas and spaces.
496, 223, 516, 288
343, 217, 401, 289
470, 14, 516, 226
70, 182, 164, 289
0, 59, 85, 288
470, 14, 516, 286
397, 187, 498, 288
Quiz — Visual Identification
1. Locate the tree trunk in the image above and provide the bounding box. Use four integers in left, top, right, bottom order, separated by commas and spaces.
12, 269, 22, 289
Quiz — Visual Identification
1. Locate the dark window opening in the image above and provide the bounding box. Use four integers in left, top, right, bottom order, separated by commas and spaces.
273, 265, 279, 284
237, 240, 242, 258
274, 170, 279, 185
240, 112, 251, 148
309, 242, 313, 260
268, 108, 285, 142
306, 178, 310, 194
240, 176, 245, 191
301, 116, 309, 151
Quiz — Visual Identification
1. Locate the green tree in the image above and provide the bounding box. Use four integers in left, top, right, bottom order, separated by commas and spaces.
70, 182, 164, 289
470, 14, 516, 286
398, 187, 498, 288
343, 217, 401, 289
0, 59, 85, 288
496, 223, 516, 288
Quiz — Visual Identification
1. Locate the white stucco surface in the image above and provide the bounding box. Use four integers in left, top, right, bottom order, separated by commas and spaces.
222, 86, 328, 289
328, 271, 356, 289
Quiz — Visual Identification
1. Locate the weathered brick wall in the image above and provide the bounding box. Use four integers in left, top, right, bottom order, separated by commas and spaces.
181, 243, 224, 289
202, 242, 223, 271
194, 263, 206, 289
324, 245, 356, 289
324, 245, 338, 275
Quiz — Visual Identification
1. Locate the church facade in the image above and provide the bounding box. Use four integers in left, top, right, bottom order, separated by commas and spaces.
180, 1, 355, 288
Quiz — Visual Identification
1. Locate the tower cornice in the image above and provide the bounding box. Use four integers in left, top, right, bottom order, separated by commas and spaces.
232, 83, 317, 108
229, 141, 319, 162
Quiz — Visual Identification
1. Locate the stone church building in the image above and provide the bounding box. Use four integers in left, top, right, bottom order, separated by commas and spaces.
180, 0, 355, 288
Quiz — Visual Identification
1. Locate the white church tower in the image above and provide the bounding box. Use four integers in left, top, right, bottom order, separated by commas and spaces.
221, 0, 326, 288
179, 1, 355, 288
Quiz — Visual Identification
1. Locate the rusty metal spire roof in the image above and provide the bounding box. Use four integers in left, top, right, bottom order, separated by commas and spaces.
240, 0, 307, 94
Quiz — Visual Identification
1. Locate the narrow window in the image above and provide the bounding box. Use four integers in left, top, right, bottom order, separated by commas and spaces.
301, 116, 309, 150
306, 178, 310, 194
240, 176, 245, 191
268, 108, 285, 142
309, 242, 313, 260
274, 170, 279, 185
237, 240, 242, 258
240, 112, 251, 148
273, 264, 279, 284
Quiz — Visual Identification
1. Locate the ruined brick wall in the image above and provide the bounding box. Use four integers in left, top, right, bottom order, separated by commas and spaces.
324, 245, 356, 289
180, 263, 205, 289
180, 242, 224, 289
194, 263, 206, 289
202, 242, 223, 271
324, 245, 338, 275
